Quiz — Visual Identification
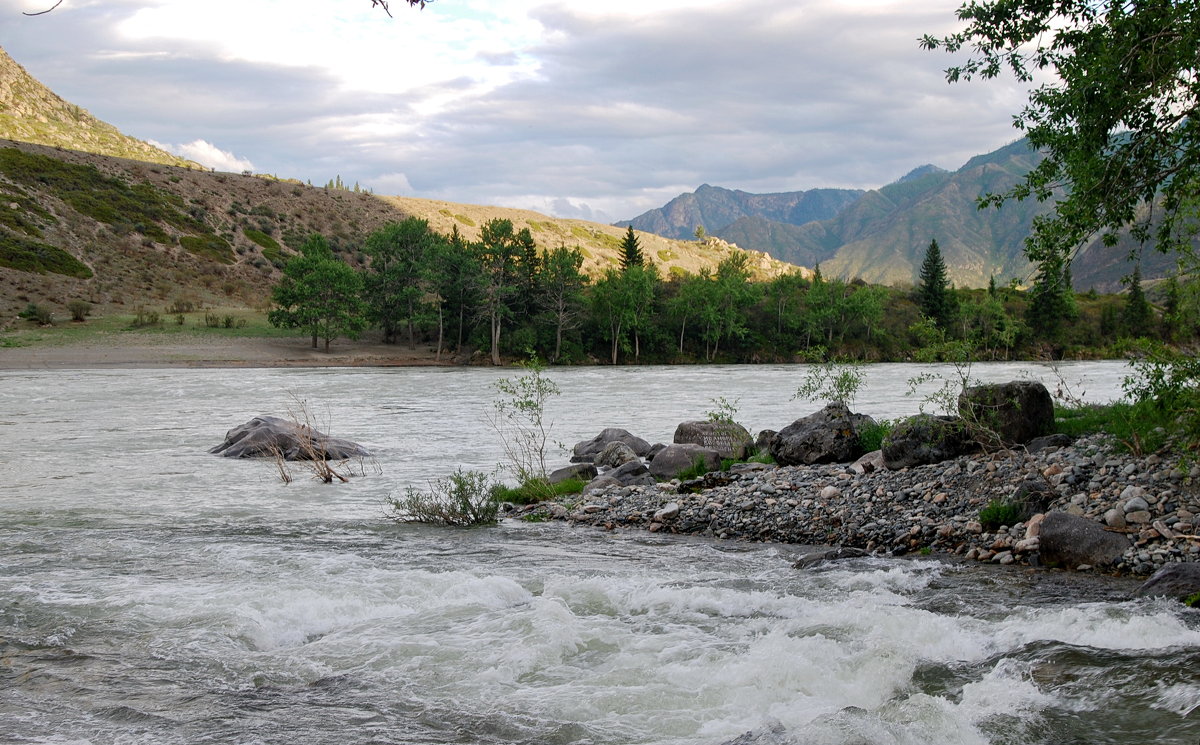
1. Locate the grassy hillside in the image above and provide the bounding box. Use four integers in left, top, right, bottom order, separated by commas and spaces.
0, 141, 798, 325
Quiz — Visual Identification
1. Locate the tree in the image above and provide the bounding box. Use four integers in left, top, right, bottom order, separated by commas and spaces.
922, 1, 1200, 268
619, 225, 644, 270
362, 218, 435, 348
268, 235, 367, 352
1025, 253, 1076, 342
917, 239, 955, 330
1122, 264, 1153, 337
538, 245, 588, 363
476, 218, 523, 365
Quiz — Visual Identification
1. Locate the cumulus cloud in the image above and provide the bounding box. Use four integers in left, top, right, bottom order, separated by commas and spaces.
150, 139, 255, 172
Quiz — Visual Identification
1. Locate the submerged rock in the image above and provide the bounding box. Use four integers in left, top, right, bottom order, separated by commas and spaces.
210, 415, 369, 461
1135, 562, 1200, 599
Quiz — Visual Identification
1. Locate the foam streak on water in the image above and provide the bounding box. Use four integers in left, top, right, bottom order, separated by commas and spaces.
2, 366, 1197, 745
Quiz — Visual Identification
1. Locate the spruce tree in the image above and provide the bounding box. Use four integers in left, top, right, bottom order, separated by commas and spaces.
1121, 264, 1153, 337
917, 239, 954, 329
619, 225, 644, 269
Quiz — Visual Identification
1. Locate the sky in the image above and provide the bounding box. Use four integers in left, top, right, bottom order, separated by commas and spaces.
2, 0, 1030, 223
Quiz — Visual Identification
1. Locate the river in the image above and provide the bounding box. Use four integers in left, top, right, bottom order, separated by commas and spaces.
2, 362, 1198, 745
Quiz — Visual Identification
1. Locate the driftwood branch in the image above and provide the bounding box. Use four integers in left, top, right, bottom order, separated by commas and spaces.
23, 0, 63, 16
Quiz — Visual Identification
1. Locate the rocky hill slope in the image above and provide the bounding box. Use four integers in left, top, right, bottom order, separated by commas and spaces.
0, 46, 198, 170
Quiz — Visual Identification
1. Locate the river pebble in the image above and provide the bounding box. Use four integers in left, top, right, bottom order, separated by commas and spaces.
515, 433, 1200, 576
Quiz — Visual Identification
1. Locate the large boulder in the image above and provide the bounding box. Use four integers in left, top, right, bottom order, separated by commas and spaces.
595, 441, 640, 468
958, 380, 1055, 446
770, 403, 877, 466
571, 428, 651, 463
607, 460, 656, 486
1037, 511, 1131, 570
649, 443, 722, 479
881, 414, 978, 469
210, 415, 369, 460
673, 420, 754, 460
1136, 563, 1200, 599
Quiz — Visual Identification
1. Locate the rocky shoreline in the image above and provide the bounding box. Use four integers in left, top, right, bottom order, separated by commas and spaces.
512, 432, 1200, 580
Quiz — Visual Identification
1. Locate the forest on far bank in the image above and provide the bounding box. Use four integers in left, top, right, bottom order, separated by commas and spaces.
264, 217, 1199, 365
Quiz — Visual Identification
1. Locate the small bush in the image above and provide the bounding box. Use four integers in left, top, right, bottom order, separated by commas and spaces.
386, 469, 498, 526
67, 299, 91, 322
130, 306, 161, 328
979, 499, 1024, 531
857, 418, 894, 453
167, 296, 197, 314
675, 455, 716, 481
19, 302, 53, 325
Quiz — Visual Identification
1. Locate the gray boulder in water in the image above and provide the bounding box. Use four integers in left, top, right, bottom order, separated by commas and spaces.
1136, 563, 1200, 599
210, 415, 370, 460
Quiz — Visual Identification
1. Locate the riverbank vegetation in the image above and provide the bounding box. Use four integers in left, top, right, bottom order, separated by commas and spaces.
245, 216, 1200, 366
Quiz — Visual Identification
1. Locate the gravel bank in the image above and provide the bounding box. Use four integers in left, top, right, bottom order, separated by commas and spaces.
514, 434, 1200, 576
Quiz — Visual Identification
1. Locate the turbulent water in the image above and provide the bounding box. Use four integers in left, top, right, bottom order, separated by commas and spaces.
2, 362, 1199, 745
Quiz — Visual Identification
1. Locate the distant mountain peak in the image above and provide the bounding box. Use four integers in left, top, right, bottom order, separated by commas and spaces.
895, 164, 948, 184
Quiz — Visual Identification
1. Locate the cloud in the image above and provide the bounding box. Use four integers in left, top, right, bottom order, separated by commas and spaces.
1, 0, 1032, 222
150, 139, 255, 172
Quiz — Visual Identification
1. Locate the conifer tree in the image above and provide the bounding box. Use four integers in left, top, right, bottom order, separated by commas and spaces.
1121, 264, 1153, 337
917, 239, 955, 329
619, 225, 644, 269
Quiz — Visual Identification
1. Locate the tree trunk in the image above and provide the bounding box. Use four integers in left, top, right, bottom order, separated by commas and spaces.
436, 305, 444, 362
311, 331, 318, 349
490, 312, 501, 366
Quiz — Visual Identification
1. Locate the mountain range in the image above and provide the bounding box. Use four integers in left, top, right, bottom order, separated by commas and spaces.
623, 142, 1178, 291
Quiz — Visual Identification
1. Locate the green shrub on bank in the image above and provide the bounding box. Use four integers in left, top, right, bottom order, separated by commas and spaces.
491, 477, 585, 505
979, 499, 1024, 531
857, 418, 894, 453
386, 469, 498, 526
19, 302, 54, 325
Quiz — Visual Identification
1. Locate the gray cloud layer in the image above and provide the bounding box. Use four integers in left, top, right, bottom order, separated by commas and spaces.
1, 1, 1028, 222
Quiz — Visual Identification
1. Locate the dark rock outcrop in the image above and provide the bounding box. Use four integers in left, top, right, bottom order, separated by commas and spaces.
882, 414, 978, 469
958, 380, 1055, 445
210, 415, 369, 460
1037, 511, 1131, 569
673, 420, 754, 459
571, 428, 651, 462
770, 403, 876, 466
